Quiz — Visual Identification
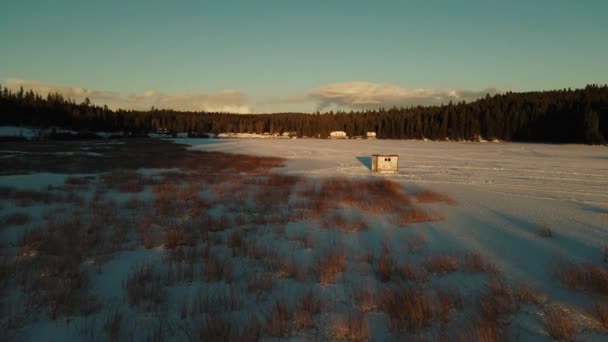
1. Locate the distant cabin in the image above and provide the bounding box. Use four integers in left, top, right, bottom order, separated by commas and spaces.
372, 154, 399, 173
366, 132, 377, 139
330, 131, 348, 139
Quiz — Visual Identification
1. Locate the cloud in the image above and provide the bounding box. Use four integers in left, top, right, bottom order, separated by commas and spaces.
3, 78, 252, 113
308, 81, 500, 110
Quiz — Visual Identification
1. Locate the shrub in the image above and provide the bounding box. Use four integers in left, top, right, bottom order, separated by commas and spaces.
537, 225, 553, 238
544, 306, 576, 341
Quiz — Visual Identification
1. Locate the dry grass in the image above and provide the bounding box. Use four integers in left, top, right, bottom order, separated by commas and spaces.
461, 252, 499, 274
375, 247, 397, 282
163, 227, 196, 250
592, 302, 608, 329
413, 189, 457, 205
513, 282, 545, 305
434, 285, 464, 324
313, 248, 347, 285
379, 285, 437, 331
399, 261, 429, 284
329, 313, 369, 341
322, 213, 369, 233
298, 288, 323, 315
555, 261, 608, 296
354, 287, 378, 312
227, 231, 246, 257
203, 254, 233, 283
460, 316, 501, 342
1, 212, 32, 227
425, 254, 459, 275
194, 314, 260, 342
246, 272, 274, 302
265, 300, 293, 337
396, 208, 443, 226
544, 306, 576, 341
294, 288, 322, 331
296, 177, 413, 218
478, 277, 518, 325
406, 233, 426, 254
189, 286, 243, 316
102, 170, 145, 193
123, 264, 165, 312
102, 310, 123, 340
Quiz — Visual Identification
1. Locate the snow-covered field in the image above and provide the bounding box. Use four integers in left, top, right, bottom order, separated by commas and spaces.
1, 138, 606, 341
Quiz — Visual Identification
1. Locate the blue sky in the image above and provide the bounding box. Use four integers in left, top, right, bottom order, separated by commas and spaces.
1, 0, 607, 112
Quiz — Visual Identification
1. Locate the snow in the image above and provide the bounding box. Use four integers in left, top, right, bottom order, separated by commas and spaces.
179, 138, 608, 330
2, 138, 606, 340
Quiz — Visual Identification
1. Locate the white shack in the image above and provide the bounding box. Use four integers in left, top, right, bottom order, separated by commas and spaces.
330, 131, 348, 139
366, 132, 377, 139
371, 154, 399, 173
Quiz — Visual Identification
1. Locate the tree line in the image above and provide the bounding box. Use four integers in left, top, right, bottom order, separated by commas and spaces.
1, 84, 607, 144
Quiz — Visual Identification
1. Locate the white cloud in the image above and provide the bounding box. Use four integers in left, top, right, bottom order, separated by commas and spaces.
308, 81, 500, 110
3, 78, 252, 113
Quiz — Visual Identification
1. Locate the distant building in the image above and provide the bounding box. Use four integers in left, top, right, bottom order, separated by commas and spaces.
366, 132, 377, 139
371, 154, 399, 173
330, 131, 348, 139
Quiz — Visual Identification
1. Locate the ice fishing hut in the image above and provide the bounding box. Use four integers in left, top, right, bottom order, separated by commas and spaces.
371, 155, 399, 173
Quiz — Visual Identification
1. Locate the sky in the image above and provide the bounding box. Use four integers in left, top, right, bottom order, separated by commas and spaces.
1, 0, 607, 113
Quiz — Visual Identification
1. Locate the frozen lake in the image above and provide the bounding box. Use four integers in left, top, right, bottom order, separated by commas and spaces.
183, 139, 608, 205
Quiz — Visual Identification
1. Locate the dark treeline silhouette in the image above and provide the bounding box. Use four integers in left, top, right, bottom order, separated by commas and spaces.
1, 84, 607, 144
